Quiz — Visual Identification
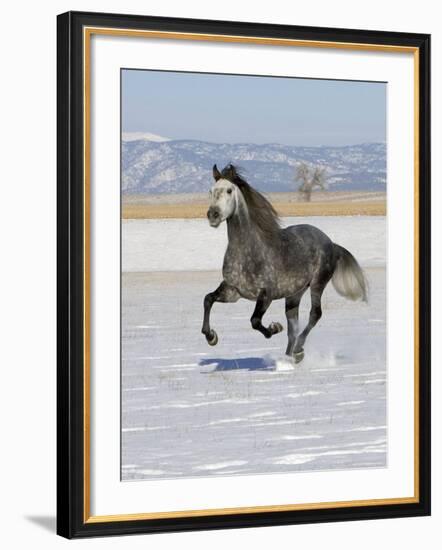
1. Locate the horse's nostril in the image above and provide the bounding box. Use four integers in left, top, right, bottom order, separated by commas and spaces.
208, 208, 220, 220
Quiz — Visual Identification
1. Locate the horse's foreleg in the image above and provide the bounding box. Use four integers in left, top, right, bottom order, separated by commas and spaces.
201, 281, 239, 346
250, 289, 283, 339
293, 286, 324, 359
285, 290, 305, 357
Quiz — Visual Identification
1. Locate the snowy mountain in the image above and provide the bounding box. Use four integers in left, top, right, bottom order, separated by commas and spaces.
122, 138, 386, 194
122, 132, 170, 142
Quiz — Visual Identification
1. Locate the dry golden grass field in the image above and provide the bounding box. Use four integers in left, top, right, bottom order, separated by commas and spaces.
122, 191, 386, 219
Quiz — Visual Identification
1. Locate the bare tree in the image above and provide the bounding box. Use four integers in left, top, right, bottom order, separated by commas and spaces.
295, 162, 327, 202
312, 166, 327, 190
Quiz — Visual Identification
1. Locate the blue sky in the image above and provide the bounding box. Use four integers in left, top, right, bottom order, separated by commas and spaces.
122, 69, 386, 147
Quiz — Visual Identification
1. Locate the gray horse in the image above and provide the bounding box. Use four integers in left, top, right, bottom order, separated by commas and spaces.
201, 164, 367, 362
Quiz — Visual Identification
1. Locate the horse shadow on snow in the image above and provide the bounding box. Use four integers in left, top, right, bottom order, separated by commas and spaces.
199, 357, 277, 372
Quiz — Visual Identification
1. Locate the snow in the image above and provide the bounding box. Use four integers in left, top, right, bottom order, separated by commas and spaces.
122, 216, 386, 272
121, 216, 386, 481
122, 131, 170, 142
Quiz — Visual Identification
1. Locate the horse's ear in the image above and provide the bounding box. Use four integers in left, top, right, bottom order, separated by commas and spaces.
223, 164, 235, 181
213, 164, 221, 181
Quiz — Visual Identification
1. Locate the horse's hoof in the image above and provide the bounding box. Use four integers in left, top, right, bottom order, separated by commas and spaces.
269, 322, 283, 335
293, 349, 305, 364
207, 330, 218, 346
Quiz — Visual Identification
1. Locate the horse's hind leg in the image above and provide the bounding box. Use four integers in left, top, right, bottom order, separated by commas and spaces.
293, 284, 326, 360
202, 281, 240, 346
285, 289, 306, 357
250, 289, 283, 339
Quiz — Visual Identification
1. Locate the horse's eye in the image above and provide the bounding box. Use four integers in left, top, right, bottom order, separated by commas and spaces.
227, 188, 233, 194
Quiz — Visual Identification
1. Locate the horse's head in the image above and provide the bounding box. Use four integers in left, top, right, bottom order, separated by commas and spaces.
207, 164, 238, 228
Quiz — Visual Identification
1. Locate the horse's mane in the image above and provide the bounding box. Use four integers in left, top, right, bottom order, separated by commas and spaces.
221, 164, 280, 238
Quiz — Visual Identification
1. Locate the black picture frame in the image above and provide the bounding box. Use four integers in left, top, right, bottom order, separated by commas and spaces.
57, 10, 431, 539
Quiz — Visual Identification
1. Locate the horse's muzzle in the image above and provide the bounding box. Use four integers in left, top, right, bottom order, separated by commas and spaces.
207, 207, 221, 227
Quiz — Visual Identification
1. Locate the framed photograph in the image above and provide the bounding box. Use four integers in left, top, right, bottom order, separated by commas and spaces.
57, 11, 431, 538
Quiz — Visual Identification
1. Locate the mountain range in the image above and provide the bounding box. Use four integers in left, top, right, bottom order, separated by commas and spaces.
122, 135, 386, 194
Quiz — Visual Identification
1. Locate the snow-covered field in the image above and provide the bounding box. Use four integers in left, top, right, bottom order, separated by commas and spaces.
122, 216, 385, 272
122, 217, 386, 480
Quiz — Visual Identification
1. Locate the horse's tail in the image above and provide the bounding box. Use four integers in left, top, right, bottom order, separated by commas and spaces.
332, 244, 368, 302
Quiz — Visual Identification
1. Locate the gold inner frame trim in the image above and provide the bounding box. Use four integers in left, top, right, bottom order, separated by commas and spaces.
85, 496, 418, 524
82, 26, 420, 524
85, 26, 418, 53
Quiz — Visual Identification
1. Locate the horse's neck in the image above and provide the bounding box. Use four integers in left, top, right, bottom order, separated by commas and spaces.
226, 203, 267, 254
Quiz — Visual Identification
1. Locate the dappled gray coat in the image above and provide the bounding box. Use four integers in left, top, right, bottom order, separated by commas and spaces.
202, 164, 367, 363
